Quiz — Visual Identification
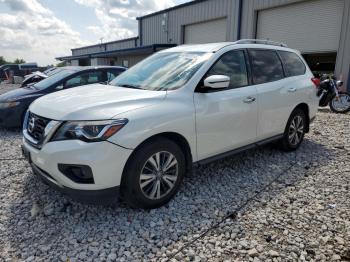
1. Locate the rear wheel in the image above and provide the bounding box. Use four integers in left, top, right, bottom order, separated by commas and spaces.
279, 109, 306, 151
121, 138, 186, 209
329, 93, 350, 113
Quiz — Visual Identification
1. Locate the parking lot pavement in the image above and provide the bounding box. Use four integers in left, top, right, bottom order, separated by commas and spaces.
0, 111, 349, 262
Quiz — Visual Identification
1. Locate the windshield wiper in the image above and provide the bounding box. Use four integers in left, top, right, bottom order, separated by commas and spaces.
119, 84, 142, 90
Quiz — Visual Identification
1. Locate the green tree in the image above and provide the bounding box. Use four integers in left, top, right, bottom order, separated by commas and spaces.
0, 56, 8, 65
56, 61, 66, 67
14, 58, 26, 64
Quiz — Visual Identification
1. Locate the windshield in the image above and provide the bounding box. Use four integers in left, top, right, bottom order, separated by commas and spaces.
34, 69, 75, 90
110, 52, 211, 91
46, 68, 62, 76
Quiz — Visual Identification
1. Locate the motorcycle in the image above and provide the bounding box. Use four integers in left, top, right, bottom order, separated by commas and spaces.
317, 74, 350, 113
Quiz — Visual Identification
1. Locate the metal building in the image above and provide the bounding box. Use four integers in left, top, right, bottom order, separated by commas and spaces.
57, 0, 350, 89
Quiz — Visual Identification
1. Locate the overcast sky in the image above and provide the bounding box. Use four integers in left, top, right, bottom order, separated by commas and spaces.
0, 0, 191, 66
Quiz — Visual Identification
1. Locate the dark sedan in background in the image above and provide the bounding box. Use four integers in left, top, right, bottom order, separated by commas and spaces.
20, 67, 61, 87
0, 66, 126, 128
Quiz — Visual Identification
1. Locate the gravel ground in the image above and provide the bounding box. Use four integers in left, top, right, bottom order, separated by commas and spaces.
0, 83, 20, 95
0, 109, 349, 262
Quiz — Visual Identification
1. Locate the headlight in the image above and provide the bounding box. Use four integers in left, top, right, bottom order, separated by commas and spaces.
0, 101, 20, 109
51, 119, 128, 142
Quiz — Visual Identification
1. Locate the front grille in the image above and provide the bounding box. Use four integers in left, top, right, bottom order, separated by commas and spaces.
25, 112, 51, 148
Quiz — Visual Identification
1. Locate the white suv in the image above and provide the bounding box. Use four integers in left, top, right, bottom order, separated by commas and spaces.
22, 41, 318, 209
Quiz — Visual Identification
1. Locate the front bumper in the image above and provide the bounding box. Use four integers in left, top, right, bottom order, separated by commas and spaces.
22, 138, 133, 203
31, 163, 120, 204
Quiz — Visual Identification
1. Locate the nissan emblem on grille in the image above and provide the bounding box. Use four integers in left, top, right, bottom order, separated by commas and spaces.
28, 116, 35, 134
25, 113, 51, 148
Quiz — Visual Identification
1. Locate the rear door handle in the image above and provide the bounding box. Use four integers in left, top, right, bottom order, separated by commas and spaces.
288, 87, 297, 92
243, 97, 256, 103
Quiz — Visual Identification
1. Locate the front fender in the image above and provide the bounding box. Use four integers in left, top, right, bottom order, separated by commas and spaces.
107, 94, 198, 161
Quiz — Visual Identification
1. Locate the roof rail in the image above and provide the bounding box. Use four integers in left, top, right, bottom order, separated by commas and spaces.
235, 39, 288, 47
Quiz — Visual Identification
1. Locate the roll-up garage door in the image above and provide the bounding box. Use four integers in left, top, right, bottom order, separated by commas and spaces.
184, 18, 227, 44
256, 0, 344, 53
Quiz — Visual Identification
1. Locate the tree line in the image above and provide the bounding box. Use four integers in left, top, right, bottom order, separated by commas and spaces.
0, 56, 67, 67
0, 56, 26, 66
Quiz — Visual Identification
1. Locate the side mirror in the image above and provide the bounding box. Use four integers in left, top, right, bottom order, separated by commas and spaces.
204, 75, 230, 89
55, 84, 64, 90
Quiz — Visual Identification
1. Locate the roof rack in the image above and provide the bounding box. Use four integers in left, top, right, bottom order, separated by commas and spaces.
234, 39, 288, 47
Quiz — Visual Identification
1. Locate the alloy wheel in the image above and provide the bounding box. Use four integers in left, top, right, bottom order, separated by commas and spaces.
139, 151, 179, 200
288, 115, 304, 146
331, 94, 350, 112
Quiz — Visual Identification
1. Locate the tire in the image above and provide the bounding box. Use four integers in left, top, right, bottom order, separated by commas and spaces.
279, 108, 307, 151
121, 137, 186, 209
329, 93, 350, 113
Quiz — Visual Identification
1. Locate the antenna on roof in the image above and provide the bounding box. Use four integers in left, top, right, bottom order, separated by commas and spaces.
99, 37, 104, 45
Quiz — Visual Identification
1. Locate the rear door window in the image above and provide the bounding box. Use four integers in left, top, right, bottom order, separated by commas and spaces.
107, 69, 124, 82
248, 49, 284, 85
278, 51, 306, 77
65, 71, 103, 88
85, 71, 103, 83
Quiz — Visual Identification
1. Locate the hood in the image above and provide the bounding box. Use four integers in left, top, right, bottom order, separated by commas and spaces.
24, 71, 47, 80
29, 84, 167, 120
0, 86, 41, 101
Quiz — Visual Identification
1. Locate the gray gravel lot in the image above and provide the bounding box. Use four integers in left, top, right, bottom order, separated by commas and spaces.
0, 83, 20, 95
0, 92, 349, 261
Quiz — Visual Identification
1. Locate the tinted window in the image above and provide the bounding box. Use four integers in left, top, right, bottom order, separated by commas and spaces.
34, 69, 75, 90
107, 69, 124, 82
278, 51, 306, 77
249, 50, 284, 84
65, 71, 103, 88
206, 50, 248, 89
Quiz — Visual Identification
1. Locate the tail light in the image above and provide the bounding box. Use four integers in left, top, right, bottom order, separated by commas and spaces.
311, 77, 320, 87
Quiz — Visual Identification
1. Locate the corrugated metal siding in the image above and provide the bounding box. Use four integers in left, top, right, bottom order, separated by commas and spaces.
114, 55, 148, 67
72, 46, 105, 56
141, 0, 238, 45
91, 58, 98, 66
72, 38, 137, 56
240, 0, 349, 88
70, 60, 79, 66
141, 15, 167, 45
94, 58, 112, 65
184, 18, 228, 43
335, 0, 350, 89
106, 39, 136, 51
240, 0, 305, 39
256, 0, 344, 53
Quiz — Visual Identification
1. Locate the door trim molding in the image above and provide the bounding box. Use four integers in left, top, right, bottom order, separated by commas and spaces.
195, 134, 283, 166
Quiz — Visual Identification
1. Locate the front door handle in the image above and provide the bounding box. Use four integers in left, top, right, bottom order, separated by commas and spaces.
243, 97, 256, 103
288, 87, 297, 92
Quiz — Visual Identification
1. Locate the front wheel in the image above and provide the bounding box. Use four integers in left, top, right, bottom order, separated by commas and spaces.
121, 138, 186, 209
329, 93, 350, 113
279, 109, 306, 151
